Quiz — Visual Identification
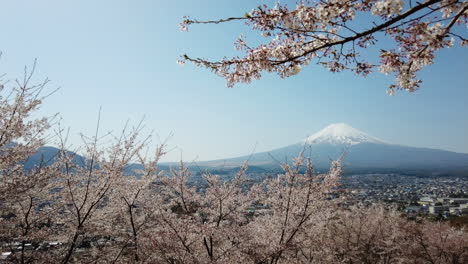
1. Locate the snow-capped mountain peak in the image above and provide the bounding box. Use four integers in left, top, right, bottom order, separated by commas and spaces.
304, 123, 385, 145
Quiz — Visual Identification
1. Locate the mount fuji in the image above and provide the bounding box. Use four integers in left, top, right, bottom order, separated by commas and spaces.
201, 123, 468, 172
303, 123, 385, 145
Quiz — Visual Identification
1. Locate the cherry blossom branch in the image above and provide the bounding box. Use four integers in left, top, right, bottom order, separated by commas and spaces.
272, 0, 445, 64
179, 0, 467, 94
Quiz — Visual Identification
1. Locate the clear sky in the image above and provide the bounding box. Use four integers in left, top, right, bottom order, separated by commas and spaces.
1, 0, 467, 161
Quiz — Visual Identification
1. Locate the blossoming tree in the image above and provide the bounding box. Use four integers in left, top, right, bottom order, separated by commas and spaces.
179, 0, 467, 94
0, 63, 59, 264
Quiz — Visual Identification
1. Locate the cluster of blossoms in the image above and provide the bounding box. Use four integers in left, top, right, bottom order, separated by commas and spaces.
371, 0, 404, 17
180, 0, 467, 94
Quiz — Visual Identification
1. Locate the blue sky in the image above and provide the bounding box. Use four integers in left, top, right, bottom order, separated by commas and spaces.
1, 0, 467, 161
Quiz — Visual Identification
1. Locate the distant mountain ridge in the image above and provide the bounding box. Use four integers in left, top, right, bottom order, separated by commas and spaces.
199, 123, 468, 171
27, 124, 468, 175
